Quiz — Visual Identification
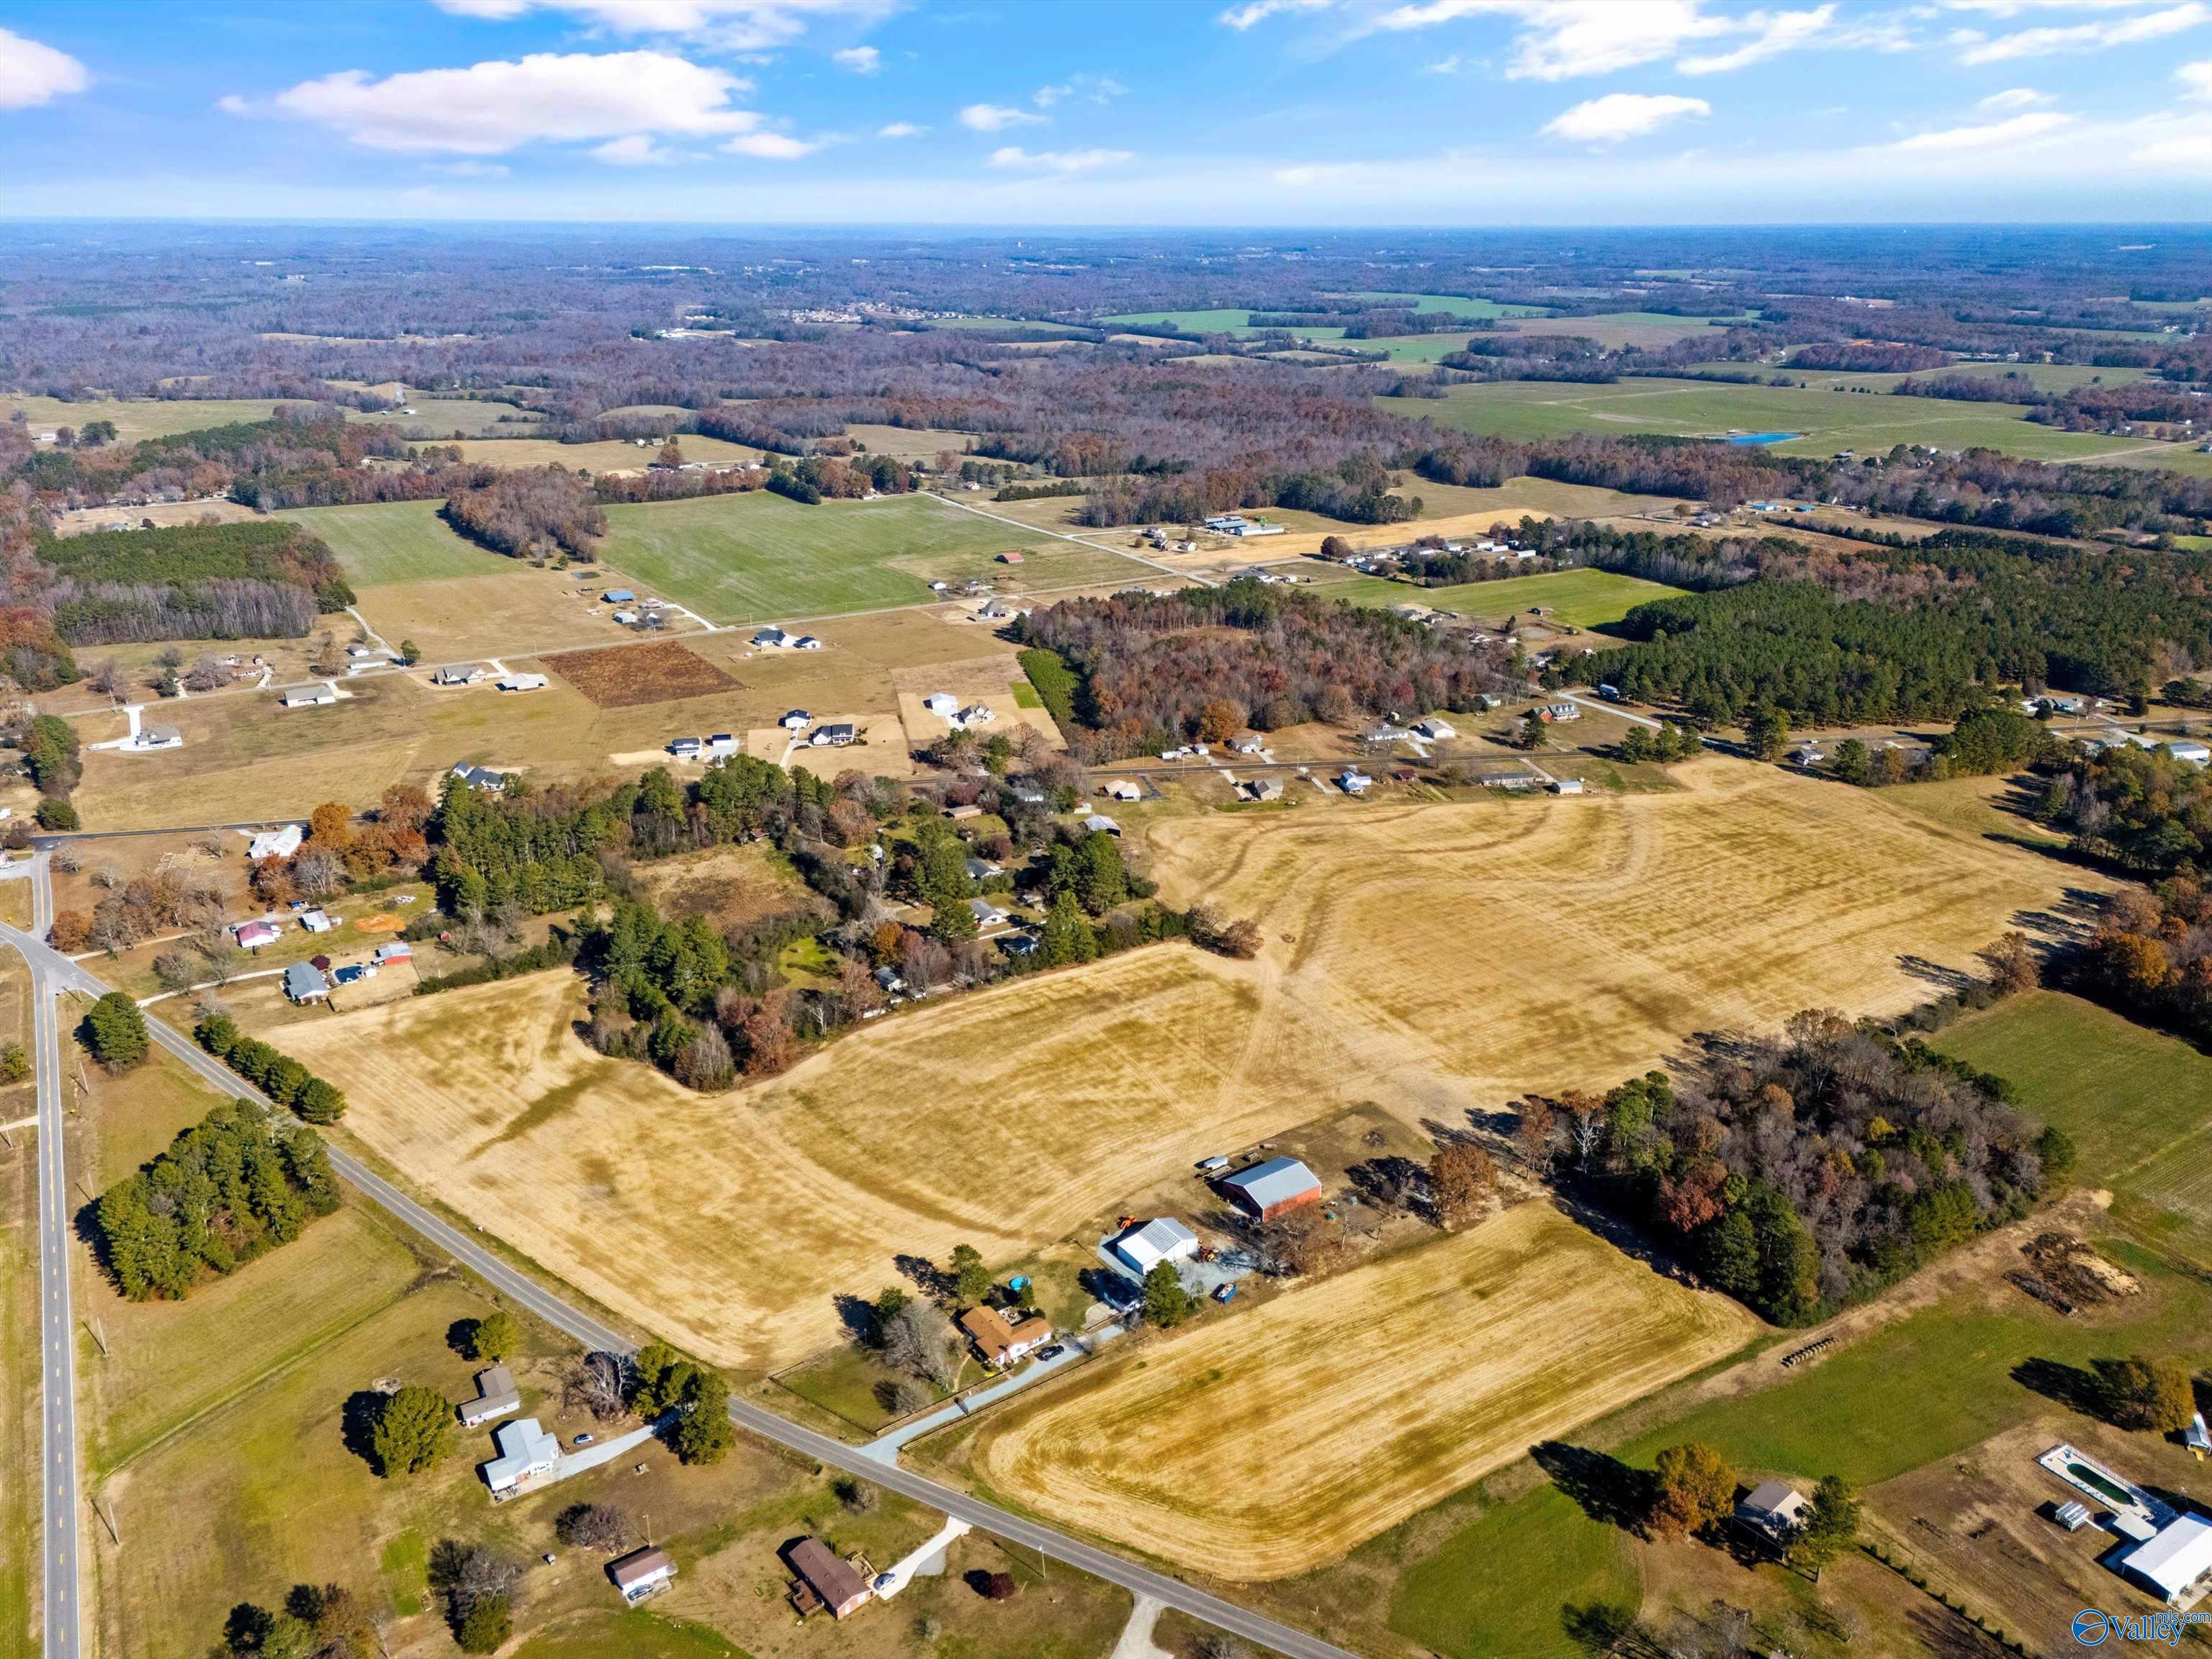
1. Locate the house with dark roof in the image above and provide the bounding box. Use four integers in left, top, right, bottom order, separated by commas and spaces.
608, 1546, 677, 1604
786, 1538, 873, 1620
458, 1364, 521, 1428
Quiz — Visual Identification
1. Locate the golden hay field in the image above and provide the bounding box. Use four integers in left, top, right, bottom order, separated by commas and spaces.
975, 1202, 1759, 1579
290, 761, 2098, 1375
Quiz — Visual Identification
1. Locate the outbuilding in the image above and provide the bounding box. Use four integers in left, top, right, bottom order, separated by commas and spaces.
2172, 741, 2211, 768
458, 1364, 521, 1428
246, 824, 304, 862
1103, 780, 1141, 801
498, 673, 549, 692
1114, 1217, 1199, 1277
608, 1546, 678, 1604
1733, 1480, 1807, 1547
602, 589, 637, 604
1082, 814, 1120, 837
1413, 716, 1457, 741
233, 920, 281, 950
2121, 1513, 2212, 1605
780, 709, 811, 730
1219, 1156, 1323, 1221
923, 692, 959, 716
282, 686, 338, 709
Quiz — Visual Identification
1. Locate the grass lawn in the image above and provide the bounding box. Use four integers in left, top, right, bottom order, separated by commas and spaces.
0, 395, 300, 444
1381, 378, 2159, 464
594, 491, 1130, 624
771, 1343, 915, 1434
1388, 1484, 1637, 1659
1933, 991, 2212, 1262
277, 500, 511, 587
1329, 566, 1686, 629
514, 1611, 752, 1658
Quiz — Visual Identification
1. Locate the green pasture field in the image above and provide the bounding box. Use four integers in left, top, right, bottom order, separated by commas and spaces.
1318, 565, 1687, 629
276, 499, 511, 586
1346, 292, 1547, 319
1382, 377, 2157, 464
1933, 991, 2212, 1262
2106, 445, 2212, 480
1387, 1484, 1637, 1659
1740, 361, 2153, 395
348, 397, 545, 438
1, 395, 300, 444
925, 315, 1087, 333
594, 491, 1148, 624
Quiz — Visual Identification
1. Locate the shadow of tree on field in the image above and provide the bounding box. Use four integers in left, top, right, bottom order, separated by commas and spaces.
340, 1390, 386, 1473
2010, 1357, 2106, 1420
1534, 1441, 1651, 1533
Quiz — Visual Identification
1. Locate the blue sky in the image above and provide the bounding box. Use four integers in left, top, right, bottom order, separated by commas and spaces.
4, 1, 2211, 223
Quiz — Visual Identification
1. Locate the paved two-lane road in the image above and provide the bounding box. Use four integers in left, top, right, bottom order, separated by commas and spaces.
0, 877, 1359, 1659
1, 853, 84, 1659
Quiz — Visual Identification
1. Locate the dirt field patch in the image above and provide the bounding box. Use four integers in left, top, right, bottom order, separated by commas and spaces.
975, 1202, 1758, 1580
544, 641, 738, 707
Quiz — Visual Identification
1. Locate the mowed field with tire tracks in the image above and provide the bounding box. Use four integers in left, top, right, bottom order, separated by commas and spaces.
973, 1201, 1760, 1581
283, 760, 2103, 1382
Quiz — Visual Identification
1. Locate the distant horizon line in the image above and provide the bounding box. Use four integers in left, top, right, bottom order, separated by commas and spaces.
3, 216, 2212, 235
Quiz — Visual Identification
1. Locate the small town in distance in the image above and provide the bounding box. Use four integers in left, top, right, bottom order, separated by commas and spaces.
6, 6, 2212, 1659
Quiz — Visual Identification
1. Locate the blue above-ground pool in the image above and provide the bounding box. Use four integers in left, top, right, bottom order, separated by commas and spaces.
1727, 431, 1799, 445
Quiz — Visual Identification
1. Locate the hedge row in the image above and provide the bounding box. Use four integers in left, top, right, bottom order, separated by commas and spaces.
194, 1012, 347, 1123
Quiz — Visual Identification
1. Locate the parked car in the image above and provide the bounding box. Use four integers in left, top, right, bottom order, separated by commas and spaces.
572, 1432, 595, 1447
1035, 1344, 1064, 1362
1213, 1284, 1238, 1303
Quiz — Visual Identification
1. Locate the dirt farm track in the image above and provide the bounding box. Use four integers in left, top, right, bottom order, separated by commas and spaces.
289, 760, 2105, 1375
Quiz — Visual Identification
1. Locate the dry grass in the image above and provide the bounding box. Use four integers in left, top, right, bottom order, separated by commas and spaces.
48, 500, 261, 537
445, 435, 763, 472
290, 761, 2090, 1377
352, 567, 645, 662
544, 641, 738, 707
974, 1202, 1759, 1579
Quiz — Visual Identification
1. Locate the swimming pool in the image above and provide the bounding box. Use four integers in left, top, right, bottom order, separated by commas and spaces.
1728, 431, 1800, 445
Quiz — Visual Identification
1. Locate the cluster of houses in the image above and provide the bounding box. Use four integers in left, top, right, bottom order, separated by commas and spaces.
279, 940, 413, 1004
2084, 729, 2212, 768
921, 691, 996, 730
667, 733, 740, 762
750, 624, 824, 652
1326, 535, 1536, 575
778, 710, 858, 747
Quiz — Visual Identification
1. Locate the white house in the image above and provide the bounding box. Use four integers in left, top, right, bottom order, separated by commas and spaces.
968, 897, 1010, 929
791, 635, 823, 650
780, 709, 811, 730
955, 703, 995, 728
1103, 780, 1141, 802
129, 725, 184, 752
923, 692, 960, 716
282, 686, 338, 709
1083, 814, 1120, 836
1550, 778, 1586, 796
752, 626, 791, 649
1413, 717, 1457, 741
246, 824, 303, 862
1114, 1217, 1199, 1278
1542, 702, 1582, 722
1339, 768, 1373, 794
609, 1546, 678, 1605
2121, 1513, 2212, 1605
2172, 741, 2211, 768
481, 1417, 562, 1498
670, 737, 703, 759
703, 733, 739, 757
497, 673, 549, 693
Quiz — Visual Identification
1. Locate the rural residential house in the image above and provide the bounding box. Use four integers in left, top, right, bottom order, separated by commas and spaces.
458, 1364, 521, 1428
480, 1417, 560, 1498
299, 909, 333, 933
780, 709, 811, 730
786, 1538, 873, 1620
968, 896, 1010, 929
373, 940, 413, 966
810, 723, 857, 747
129, 724, 183, 752
607, 1546, 677, 1605
246, 824, 303, 861
1220, 1156, 1323, 1221
1733, 1480, 1807, 1547
1541, 702, 1582, 722
431, 663, 484, 686
450, 763, 508, 791
1104, 780, 1141, 801
958, 1304, 1054, 1368
233, 919, 281, 950
282, 961, 331, 1005
1115, 1217, 1200, 1277
1239, 777, 1284, 802
281, 686, 338, 709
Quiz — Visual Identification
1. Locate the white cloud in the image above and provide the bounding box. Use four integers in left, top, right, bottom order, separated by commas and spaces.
1371, 1, 1735, 80
1957, 1, 2208, 63
1428, 53, 1462, 70
2181, 58, 2212, 94
876, 120, 925, 136
1543, 91, 1710, 144
1219, 0, 1331, 28
1034, 74, 1128, 107
251, 50, 766, 155
593, 135, 684, 164
425, 158, 513, 176
724, 129, 815, 156
958, 101, 1045, 131
1678, 5, 1837, 73
986, 145, 1134, 172
1977, 86, 2052, 109
1888, 108, 2074, 149
0, 27, 90, 110
832, 45, 880, 73
430, 0, 900, 52
1940, 0, 2178, 13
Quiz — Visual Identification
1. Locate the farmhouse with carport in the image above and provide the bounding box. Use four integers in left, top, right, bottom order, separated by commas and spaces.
786, 1537, 873, 1620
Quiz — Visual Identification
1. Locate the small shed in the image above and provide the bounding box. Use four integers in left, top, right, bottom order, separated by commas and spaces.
780, 709, 811, 730
608, 1545, 678, 1604
923, 692, 959, 716
1220, 1156, 1323, 1221
1733, 1480, 1807, 1545
373, 940, 413, 965
1083, 814, 1120, 837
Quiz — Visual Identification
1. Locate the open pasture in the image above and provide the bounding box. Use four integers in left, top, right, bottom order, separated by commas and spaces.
1496, 313, 1750, 351
594, 490, 1140, 624
49, 498, 262, 537
299, 761, 2095, 1375
0, 395, 298, 444
289, 950, 1287, 1372
1321, 565, 1686, 629
444, 434, 763, 472
347, 395, 544, 438
1342, 292, 1546, 319
1382, 378, 2159, 464
974, 1202, 1758, 1580
351, 565, 644, 662
276, 499, 510, 587
843, 423, 986, 462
